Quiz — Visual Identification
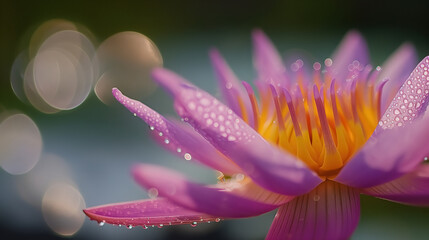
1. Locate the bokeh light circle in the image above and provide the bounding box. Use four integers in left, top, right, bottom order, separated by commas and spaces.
0, 114, 43, 175
95, 31, 163, 104
33, 30, 96, 110
16, 153, 75, 207
42, 183, 86, 236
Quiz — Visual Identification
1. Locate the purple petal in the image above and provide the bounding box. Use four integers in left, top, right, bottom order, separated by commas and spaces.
209, 48, 253, 125
132, 163, 282, 218
335, 114, 429, 188
377, 43, 418, 113
265, 181, 360, 240
331, 30, 369, 82
113, 88, 241, 175
84, 198, 219, 227
252, 29, 288, 88
152, 69, 322, 196
377, 56, 429, 130
362, 164, 429, 206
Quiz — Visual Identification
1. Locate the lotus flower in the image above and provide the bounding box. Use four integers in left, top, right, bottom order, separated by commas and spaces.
84, 30, 429, 240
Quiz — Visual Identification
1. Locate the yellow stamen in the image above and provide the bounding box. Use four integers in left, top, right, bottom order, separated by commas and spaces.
237, 61, 381, 178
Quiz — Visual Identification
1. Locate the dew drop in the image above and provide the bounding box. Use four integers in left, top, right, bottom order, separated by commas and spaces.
313, 195, 320, 201
149, 126, 155, 130
324, 58, 333, 67
188, 102, 196, 110
234, 173, 245, 181
225, 82, 233, 89
99, 221, 105, 226
184, 153, 192, 161
206, 119, 213, 126
157, 224, 163, 228
142, 225, 148, 229
148, 187, 159, 199
133, 113, 137, 117
190, 222, 198, 227
424, 156, 429, 162
215, 218, 221, 223
207, 221, 211, 224
159, 132, 163, 136
128, 225, 133, 229
177, 148, 182, 153
227, 136, 236, 141
164, 139, 170, 144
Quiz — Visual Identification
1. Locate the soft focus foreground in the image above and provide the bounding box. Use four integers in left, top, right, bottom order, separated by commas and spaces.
2, 17, 429, 240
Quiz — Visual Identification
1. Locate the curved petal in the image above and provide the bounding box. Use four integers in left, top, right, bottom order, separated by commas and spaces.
152, 69, 322, 196
252, 29, 288, 88
132, 164, 282, 218
113, 88, 241, 175
265, 181, 360, 240
331, 30, 369, 82
209, 48, 253, 126
377, 43, 418, 113
362, 164, 429, 206
218, 176, 293, 206
335, 114, 429, 188
377, 56, 429, 130
84, 198, 219, 227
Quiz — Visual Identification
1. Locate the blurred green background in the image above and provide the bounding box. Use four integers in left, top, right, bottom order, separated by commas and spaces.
1, 0, 429, 239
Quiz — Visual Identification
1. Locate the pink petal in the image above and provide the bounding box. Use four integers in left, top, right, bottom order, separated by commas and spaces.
265, 181, 360, 240
377, 56, 429, 130
377, 43, 418, 113
152, 69, 322, 196
132, 163, 281, 218
84, 198, 219, 227
113, 88, 241, 175
335, 114, 429, 188
209, 48, 253, 126
362, 164, 429, 206
331, 30, 369, 82
252, 29, 288, 88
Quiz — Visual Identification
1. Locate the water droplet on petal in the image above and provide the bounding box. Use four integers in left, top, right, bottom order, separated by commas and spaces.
99, 221, 105, 226
177, 148, 182, 153
215, 218, 221, 223
148, 187, 158, 199
184, 153, 192, 161
225, 82, 232, 89
190, 222, 198, 227
164, 139, 170, 144
128, 225, 133, 229
313, 195, 320, 201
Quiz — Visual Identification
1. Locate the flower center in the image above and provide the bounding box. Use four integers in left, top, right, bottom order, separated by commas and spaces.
239, 60, 384, 178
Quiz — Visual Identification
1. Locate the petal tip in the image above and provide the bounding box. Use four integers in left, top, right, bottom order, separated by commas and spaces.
208, 47, 220, 58
83, 208, 100, 221
345, 29, 363, 40
112, 87, 124, 103
251, 28, 264, 38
